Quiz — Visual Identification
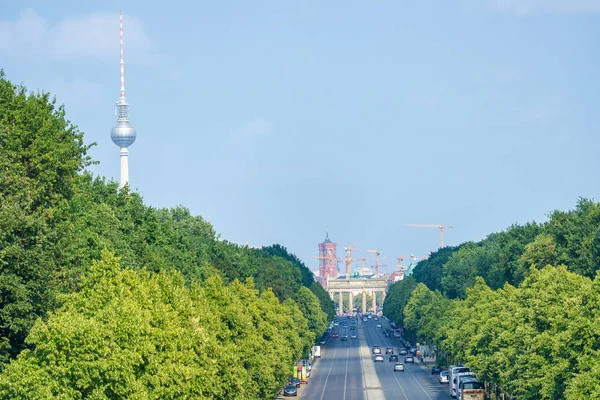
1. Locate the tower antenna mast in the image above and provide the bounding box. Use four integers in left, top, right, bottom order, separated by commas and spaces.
111, 10, 137, 189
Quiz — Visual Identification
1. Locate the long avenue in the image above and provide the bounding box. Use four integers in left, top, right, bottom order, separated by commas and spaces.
300, 317, 449, 399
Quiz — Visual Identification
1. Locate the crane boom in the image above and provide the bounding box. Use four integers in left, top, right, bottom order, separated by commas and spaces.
405, 224, 453, 248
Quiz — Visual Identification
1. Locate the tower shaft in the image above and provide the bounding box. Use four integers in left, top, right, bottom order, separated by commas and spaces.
119, 148, 129, 189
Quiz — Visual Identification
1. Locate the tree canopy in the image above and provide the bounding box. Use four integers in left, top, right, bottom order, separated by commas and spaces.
0, 72, 334, 395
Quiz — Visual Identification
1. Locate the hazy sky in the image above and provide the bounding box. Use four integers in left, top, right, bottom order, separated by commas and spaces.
1, 0, 599, 274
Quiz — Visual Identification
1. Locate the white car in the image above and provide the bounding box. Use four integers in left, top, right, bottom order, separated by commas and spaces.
351, 334, 358, 339
376, 324, 382, 328
394, 363, 405, 372
374, 355, 384, 362
439, 371, 449, 384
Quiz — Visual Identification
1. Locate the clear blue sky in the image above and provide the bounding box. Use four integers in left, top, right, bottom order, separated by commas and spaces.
1, 1, 599, 274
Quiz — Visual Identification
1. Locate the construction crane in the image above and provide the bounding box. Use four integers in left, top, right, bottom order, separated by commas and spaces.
397, 256, 406, 271
367, 249, 387, 278
344, 243, 359, 280
405, 224, 453, 248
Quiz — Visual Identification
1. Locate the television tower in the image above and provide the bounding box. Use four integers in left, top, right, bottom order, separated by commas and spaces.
111, 10, 137, 189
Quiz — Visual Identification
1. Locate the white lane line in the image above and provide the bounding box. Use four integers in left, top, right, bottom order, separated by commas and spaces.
343, 343, 349, 400
363, 324, 408, 400
376, 322, 433, 400
406, 363, 433, 400
319, 345, 339, 400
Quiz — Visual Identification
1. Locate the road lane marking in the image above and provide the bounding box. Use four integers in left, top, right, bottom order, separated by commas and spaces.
362, 322, 409, 400
343, 343, 349, 400
406, 365, 433, 400
358, 320, 385, 400
319, 344, 339, 400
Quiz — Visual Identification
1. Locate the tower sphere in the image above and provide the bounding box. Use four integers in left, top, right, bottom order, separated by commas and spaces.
111, 120, 137, 148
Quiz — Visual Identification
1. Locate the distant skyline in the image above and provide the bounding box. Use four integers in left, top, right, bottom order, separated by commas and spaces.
1, 1, 599, 272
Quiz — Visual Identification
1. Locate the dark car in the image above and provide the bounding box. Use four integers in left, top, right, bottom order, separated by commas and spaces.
389, 354, 399, 362
284, 385, 298, 396
288, 377, 301, 388
385, 347, 394, 354
431, 365, 443, 374
341, 335, 348, 341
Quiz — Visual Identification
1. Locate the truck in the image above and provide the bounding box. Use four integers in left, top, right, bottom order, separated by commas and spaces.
292, 365, 309, 383
449, 365, 471, 398
312, 345, 321, 359
458, 377, 485, 400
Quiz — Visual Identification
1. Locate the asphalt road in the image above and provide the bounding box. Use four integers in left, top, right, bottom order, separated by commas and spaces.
299, 317, 450, 400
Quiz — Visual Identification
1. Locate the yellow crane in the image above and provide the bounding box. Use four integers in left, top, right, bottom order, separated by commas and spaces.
366, 249, 387, 278
405, 224, 453, 248
344, 243, 359, 280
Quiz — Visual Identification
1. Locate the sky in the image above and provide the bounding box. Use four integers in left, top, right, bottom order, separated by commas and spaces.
1, 0, 599, 275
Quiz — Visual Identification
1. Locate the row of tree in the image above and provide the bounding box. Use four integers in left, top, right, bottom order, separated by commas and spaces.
383, 199, 600, 399
0, 72, 333, 397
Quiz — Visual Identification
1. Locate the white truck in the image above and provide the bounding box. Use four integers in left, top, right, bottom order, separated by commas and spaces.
449, 365, 471, 398
312, 345, 321, 359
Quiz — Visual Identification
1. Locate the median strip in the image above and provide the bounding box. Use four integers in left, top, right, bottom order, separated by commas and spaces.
357, 324, 385, 400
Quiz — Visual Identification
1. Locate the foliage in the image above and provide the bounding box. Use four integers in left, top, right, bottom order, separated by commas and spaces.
0, 251, 307, 399
0, 71, 332, 397
382, 276, 418, 327
0, 73, 93, 362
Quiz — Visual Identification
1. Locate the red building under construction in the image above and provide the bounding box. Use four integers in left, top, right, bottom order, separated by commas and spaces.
317, 232, 338, 287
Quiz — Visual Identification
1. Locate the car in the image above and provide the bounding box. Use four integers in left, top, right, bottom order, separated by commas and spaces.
363, 317, 368, 321
350, 326, 356, 330
404, 356, 414, 363
439, 370, 449, 384
319, 339, 326, 345
351, 334, 358, 339
288, 377, 301, 388
385, 347, 394, 354
372, 347, 382, 354
341, 335, 348, 341
374, 317, 379, 320
284, 384, 298, 396
376, 324, 382, 328
374, 355, 384, 362
432, 365, 442, 374
332, 333, 339, 338
399, 348, 408, 355
389, 354, 399, 362
394, 363, 405, 372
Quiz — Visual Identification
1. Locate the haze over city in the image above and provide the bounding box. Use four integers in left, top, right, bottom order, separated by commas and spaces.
1, 0, 599, 270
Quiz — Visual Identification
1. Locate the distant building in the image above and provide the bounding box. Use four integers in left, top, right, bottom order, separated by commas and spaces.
317, 232, 338, 287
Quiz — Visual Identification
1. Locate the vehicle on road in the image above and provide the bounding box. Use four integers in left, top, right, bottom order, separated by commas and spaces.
385, 347, 394, 354
394, 363, 405, 372
363, 317, 367, 321
404, 356, 414, 363
340, 335, 348, 341
439, 371, 449, 384
389, 354, 399, 362
459, 377, 485, 400
288, 377, 301, 388
432, 365, 442, 374
332, 333, 339, 338
371, 345, 381, 354
374, 355, 384, 362
283, 385, 298, 396
449, 366, 471, 398
312, 346, 321, 359
351, 334, 357, 339
376, 324, 382, 328
374, 317, 378, 320
399, 348, 408, 355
